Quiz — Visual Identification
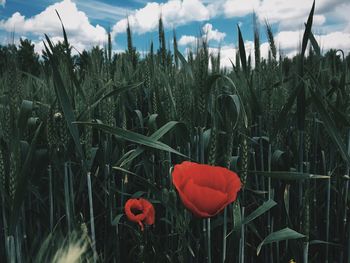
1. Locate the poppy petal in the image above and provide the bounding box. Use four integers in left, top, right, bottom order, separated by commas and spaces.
172, 161, 241, 218
191, 165, 228, 192
141, 199, 155, 225
182, 178, 228, 217
125, 199, 146, 223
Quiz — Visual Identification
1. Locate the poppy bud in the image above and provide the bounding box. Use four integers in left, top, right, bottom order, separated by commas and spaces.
124, 198, 155, 231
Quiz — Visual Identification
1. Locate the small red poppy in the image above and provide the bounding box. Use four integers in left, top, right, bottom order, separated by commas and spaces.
124, 198, 155, 231
172, 161, 241, 218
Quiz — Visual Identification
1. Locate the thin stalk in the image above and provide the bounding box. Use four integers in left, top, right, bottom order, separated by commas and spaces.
207, 218, 212, 263
64, 162, 71, 232
341, 130, 350, 262
298, 131, 304, 210
15, 225, 22, 263
258, 117, 265, 171
298, 129, 305, 262
7, 235, 15, 263
109, 163, 119, 263
222, 207, 227, 263
87, 171, 98, 263
20, 206, 26, 260
187, 142, 191, 160
199, 127, 205, 164
276, 238, 279, 263
194, 128, 200, 262
104, 163, 109, 260
168, 151, 174, 255
2, 187, 8, 259
239, 207, 245, 263
312, 115, 319, 234
68, 162, 75, 217
267, 144, 272, 261
271, 217, 274, 263
199, 127, 211, 263
195, 127, 199, 162
268, 145, 272, 199
252, 150, 259, 190
348, 223, 350, 263
106, 165, 112, 225
48, 165, 53, 232
303, 241, 309, 263
303, 159, 311, 263
322, 151, 330, 262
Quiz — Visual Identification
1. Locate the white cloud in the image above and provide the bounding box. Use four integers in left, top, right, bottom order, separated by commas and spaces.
331, 2, 350, 31
223, 0, 259, 17
112, 0, 210, 36
202, 23, 226, 42
0, 0, 5, 8
257, 0, 313, 24
0, 0, 107, 53
109, 0, 349, 42
223, 0, 348, 31
178, 35, 197, 46
317, 31, 350, 53
178, 23, 226, 46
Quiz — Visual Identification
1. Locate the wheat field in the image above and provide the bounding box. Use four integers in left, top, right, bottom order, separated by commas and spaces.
1, 2, 350, 262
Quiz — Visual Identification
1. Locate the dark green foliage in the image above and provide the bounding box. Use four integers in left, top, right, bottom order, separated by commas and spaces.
17, 38, 40, 76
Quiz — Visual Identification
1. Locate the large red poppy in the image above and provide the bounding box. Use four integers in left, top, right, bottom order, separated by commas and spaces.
124, 198, 155, 231
172, 161, 241, 218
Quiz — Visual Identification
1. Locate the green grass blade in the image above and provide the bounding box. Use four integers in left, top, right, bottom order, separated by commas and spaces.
78, 81, 143, 121
237, 25, 247, 75
251, 171, 330, 180
301, 0, 315, 58
75, 122, 188, 158
307, 26, 321, 56
55, 10, 87, 103
257, 228, 305, 255
118, 121, 188, 166
243, 199, 277, 225
175, 48, 193, 79
44, 35, 84, 162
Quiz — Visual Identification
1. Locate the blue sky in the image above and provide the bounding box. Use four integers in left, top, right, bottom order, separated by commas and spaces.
0, 0, 349, 67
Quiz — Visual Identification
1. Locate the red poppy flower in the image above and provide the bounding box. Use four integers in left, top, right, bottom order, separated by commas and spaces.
172, 161, 241, 218
124, 198, 155, 231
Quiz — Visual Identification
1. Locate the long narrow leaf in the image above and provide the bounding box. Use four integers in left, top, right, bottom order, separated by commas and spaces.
243, 199, 277, 225
252, 171, 330, 180
44, 35, 84, 162
75, 122, 188, 158
257, 228, 305, 255
118, 121, 188, 166
301, 0, 315, 58
237, 25, 247, 75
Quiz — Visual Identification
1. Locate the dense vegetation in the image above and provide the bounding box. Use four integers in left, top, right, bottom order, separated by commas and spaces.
1, 3, 350, 262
